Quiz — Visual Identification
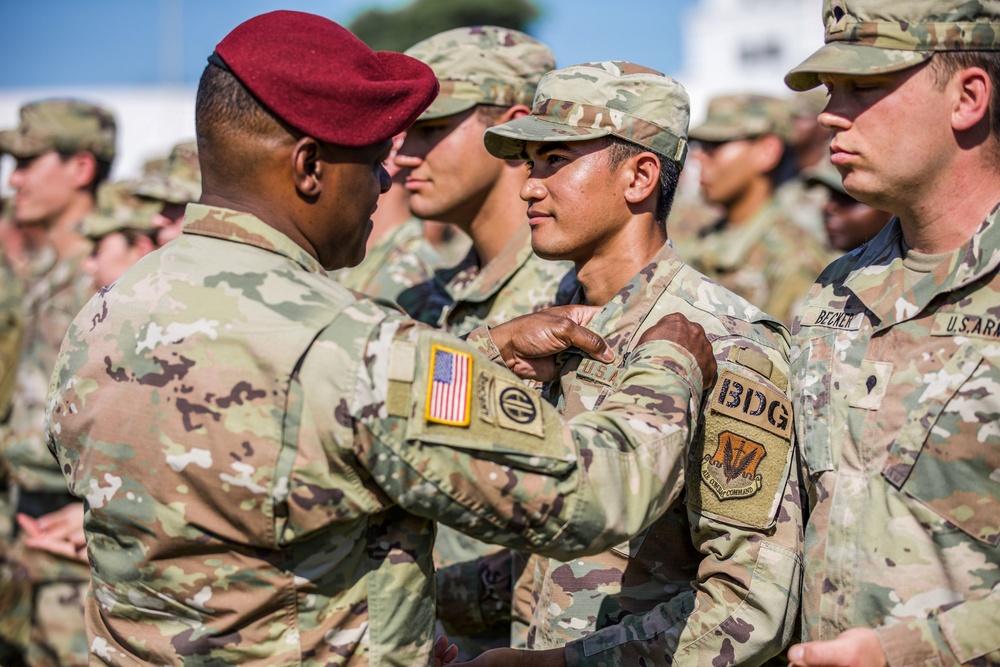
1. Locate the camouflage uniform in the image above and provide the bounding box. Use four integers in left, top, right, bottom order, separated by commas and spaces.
332, 217, 445, 303
485, 60, 803, 666
81, 180, 161, 241
397, 27, 572, 653
0, 99, 115, 667
784, 2, 1000, 663
682, 94, 831, 325
46, 203, 709, 665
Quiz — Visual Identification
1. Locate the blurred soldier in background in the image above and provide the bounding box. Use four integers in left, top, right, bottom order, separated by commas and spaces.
393, 25, 575, 657
81, 181, 161, 289
134, 140, 200, 246
776, 87, 833, 244
681, 93, 830, 324
463, 60, 802, 667
806, 159, 892, 256
0, 98, 116, 667
332, 132, 449, 302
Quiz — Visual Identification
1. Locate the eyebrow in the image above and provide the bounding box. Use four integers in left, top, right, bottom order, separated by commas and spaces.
532, 142, 574, 157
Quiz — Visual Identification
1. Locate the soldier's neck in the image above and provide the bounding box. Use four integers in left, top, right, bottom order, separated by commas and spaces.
48, 195, 96, 261
578, 221, 665, 307
723, 179, 772, 227
465, 170, 527, 267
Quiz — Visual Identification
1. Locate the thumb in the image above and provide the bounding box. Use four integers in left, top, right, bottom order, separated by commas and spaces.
557, 321, 613, 362
787, 641, 838, 666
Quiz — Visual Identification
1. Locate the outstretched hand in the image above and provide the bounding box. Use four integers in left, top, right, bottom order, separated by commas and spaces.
636, 312, 717, 384
489, 305, 613, 381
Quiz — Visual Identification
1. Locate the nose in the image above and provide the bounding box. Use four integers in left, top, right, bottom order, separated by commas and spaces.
520, 174, 546, 203
82, 254, 98, 276
394, 135, 423, 170
378, 165, 391, 194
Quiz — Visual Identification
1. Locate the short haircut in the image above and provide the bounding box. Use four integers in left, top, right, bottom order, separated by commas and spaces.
930, 51, 1000, 159
57, 152, 112, 197
474, 104, 508, 127
194, 64, 292, 179
605, 136, 680, 226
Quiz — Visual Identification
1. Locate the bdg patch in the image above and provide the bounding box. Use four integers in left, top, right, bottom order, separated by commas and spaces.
701, 431, 766, 501
481, 375, 544, 438
709, 370, 791, 439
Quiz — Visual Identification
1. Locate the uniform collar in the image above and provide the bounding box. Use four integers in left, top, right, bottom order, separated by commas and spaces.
182, 203, 327, 275
843, 202, 1000, 328
585, 241, 685, 360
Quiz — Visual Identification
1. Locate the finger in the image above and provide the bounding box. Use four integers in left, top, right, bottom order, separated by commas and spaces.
551, 304, 601, 327
16, 513, 41, 538
442, 643, 459, 664
556, 322, 613, 362
787, 640, 843, 667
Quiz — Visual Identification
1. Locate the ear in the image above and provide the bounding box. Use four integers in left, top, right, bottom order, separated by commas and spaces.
751, 134, 785, 173
502, 104, 532, 122
69, 152, 97, 190
622, 152, 661, 207
292, 136, 323, 198
952, 66, 991, 132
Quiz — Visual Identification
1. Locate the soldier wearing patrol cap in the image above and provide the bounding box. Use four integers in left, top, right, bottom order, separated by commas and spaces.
679, 93, 830, 325
806, 158, 892, 255
0, 98, 115, 667
454, 61, 803, 667
133, 140, 201, 246
392, 26, 576, 657
43, 11, 721, 664
80, 180, 161, 289
784, 1, 1000, 665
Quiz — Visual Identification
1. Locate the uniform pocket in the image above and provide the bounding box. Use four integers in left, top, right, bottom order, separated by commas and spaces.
790, 333, 837, 479
882, 344, 1000, 546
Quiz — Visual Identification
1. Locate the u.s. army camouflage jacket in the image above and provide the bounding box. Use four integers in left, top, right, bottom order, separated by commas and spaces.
790, 208, 1000, 666
683, 199, 831, 326
45, 204, 710, 666
4, 244, 93, 493
332, 217, 445, 303
397, 223, 578, 336
519, 242, 804, 666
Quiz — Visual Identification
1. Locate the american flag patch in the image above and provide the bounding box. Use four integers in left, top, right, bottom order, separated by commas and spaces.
425, 345, 472, 426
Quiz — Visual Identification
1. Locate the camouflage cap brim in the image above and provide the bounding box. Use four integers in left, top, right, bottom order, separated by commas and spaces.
785, 42, 931, 91
484, 115, 613, 160
133, 177, 201, 205
0, 128, 51, 159
416, 95, 479, 122
689, 121, 764, 143
805, 164, 848, 195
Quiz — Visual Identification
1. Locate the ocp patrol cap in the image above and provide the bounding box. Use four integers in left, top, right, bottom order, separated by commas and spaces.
0, 99, 116, 161
80, 180, 159, 240
405, 26, 555, 121
483, 61, 690, 168
688, 93, 794, 144
134, 141, 201, 205
786, 0, 1000, 91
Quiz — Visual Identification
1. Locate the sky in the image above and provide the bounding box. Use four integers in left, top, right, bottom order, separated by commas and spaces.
0, 0, 699, 89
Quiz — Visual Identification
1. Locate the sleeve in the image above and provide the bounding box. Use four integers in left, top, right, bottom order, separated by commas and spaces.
351, 320, 705, 561
876, 575, 1000, 666
434, 538, 519, 636
564, 359, 805, 667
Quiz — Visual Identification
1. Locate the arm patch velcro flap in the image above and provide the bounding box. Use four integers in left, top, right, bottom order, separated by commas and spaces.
688, 368, 793, 530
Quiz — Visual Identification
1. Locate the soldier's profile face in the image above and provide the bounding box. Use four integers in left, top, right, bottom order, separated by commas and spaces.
818, 62, 949, 211
520, 138, 631, 264
692, 138, 762, 207
310, 139, 392, 270
395, 109, 503, 228
83, 231, 149, 289
8, 150, 82, 226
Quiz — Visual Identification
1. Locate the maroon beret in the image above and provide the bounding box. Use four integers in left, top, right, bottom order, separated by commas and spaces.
214, 10, 439, 147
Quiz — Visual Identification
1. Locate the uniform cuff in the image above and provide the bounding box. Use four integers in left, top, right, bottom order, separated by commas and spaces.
464, 325, 504, 365
626, 339, 705, 398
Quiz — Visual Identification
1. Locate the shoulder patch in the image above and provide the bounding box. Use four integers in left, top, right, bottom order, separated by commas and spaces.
425, 345, 472, 426
492, 376, 544, 438
690, 368, 794, 530
709, 370, 791, 439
